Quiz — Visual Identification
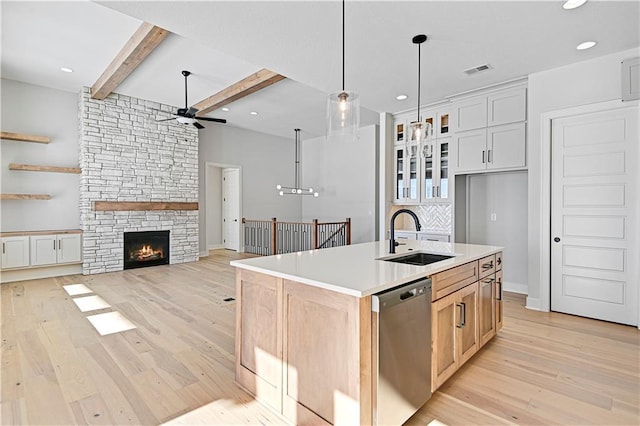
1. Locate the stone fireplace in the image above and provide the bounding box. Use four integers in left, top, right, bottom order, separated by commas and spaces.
79, 88, 199, 274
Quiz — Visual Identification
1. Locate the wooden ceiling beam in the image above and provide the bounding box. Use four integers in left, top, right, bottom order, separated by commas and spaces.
91, 22, 169, 100
192, 69, 286, 116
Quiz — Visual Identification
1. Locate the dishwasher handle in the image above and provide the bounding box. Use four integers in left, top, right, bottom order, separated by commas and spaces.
372, 278, 432, 312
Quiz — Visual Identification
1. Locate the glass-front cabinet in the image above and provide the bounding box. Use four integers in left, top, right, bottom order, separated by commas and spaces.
394, 109, 450, 204
421, 137, 450, 201
394, 144, 420, 203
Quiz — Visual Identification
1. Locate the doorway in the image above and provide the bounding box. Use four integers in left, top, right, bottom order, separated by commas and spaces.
206, 163, 242, 253
550, 104, 638, 325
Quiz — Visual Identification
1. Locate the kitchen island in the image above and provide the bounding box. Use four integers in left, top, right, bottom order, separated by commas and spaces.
231, 240, 503, 425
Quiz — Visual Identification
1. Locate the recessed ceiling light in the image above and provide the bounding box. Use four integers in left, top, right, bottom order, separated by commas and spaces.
250, 111, 258, 116
563, 0, 587, 10
221, 107, 230, 112
576, 41, 596, 50
60, 67, 73, 73
396, 94, 408, 101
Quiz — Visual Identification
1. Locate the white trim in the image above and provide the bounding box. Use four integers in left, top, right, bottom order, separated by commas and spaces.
526, 296, 541, 311
538, 98, 640, 313
1, 263, 81, 283
208, 243, 224, 250
503, 281, 528, 295
199, 251, 209, 258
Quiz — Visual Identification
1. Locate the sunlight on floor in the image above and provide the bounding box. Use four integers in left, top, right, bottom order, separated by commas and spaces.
63, 283, 93, 296
86, 311, 137, 336
72, 295, 111, 312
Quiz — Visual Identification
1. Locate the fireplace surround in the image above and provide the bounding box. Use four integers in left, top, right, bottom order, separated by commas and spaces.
123, 230, 170, 270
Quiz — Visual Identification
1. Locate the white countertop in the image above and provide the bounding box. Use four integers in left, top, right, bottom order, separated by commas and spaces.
230, 240, 502, 297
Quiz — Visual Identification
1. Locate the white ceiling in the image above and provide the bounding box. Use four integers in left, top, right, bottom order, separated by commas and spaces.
2, 1, 639, 140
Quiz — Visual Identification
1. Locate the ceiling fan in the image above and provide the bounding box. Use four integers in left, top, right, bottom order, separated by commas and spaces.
156, 70, 226, 129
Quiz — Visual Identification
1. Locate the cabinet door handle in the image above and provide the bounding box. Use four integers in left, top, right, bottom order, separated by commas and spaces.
482, 150, 486, 163
497, 278, 503, 301
59, 239, 62, 250
54, 240, 56, 250
488, 149, 492, 163
456, 302, 466, 328
2, 243, 5, 254
456, 303, 464, 328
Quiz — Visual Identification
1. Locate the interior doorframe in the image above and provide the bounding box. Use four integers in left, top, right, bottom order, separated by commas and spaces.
205, 161, 243, 252
538, 99, 640, 323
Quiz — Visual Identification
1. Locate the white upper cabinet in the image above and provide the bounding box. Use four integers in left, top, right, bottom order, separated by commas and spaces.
454, 129, 487, 173
487, 122, 526, 170
453, 97, 488, 132
487, 87, 526, 127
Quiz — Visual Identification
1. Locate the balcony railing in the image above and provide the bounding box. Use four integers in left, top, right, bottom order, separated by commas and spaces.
242, 217, 351, 255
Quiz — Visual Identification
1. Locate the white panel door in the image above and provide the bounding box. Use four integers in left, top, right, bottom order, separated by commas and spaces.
223, 168, 240, 251
30, 235, 57, 266
57, 234, 81, 263
551, 105, 638, 325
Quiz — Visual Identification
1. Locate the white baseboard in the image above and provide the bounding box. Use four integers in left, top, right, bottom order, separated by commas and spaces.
208, 244, 224, 250
525, 296, 541, 311
503, 280, 528, 295
1, 264, 82, 284
199, 251, 209, 258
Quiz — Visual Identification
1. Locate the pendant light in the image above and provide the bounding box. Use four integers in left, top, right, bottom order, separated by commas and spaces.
326, 0, 360, 140
276, 129, 319, 197
408, 34, 431, 157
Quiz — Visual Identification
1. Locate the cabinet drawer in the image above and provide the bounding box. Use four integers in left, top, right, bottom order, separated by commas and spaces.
479, 254, 496, 279
431, 261, 478, 301
496, 251, 503, 271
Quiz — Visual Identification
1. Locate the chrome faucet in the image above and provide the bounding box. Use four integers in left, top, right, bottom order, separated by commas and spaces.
389, 209, 422, 253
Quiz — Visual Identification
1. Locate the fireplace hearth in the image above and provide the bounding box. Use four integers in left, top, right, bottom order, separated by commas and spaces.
124, 230, 170, 270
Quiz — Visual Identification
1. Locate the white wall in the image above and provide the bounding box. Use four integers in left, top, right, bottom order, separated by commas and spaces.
301, 125, 379, 244
198, 124, 300, 253
468, 171, 528, 293
527, 47, 640, 310
1, 79, 79, 232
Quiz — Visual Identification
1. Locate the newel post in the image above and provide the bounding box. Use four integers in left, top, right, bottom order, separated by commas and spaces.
346, 217, 351, 245
312, 219, 319, 249
271, 217, 277, 255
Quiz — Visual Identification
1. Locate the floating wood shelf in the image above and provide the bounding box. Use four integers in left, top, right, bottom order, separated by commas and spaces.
0, 229, 81, 237
1, 131, 50, 144
1, 194, 51, 200
94, 201, 198, 211
9, 163, 81, 174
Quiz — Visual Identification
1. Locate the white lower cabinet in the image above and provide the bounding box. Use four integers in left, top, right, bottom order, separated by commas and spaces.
30, 234, 81, 266
419, 233, 450, 242
1, 236, 30, 269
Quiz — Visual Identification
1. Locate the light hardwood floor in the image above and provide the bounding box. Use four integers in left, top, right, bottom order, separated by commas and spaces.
1, 250, 638, 425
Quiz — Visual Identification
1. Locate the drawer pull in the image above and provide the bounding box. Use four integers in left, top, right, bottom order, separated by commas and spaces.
481, 261, 494, 270
482, 277, 495, 284
497, 257, 502, 266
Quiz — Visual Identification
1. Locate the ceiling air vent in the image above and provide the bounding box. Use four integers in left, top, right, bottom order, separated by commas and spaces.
464, 64, 493, 76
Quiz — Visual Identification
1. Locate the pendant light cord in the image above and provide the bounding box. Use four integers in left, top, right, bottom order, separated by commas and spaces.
342, 0, 345, 91
417, 41, 421, 123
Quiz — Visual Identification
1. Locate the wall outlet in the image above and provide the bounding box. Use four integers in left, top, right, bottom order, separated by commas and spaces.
490, 213, 497, 221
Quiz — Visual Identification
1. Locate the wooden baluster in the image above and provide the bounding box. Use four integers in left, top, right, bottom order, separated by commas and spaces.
346, 218, 351, 245
271, 218, 277, 255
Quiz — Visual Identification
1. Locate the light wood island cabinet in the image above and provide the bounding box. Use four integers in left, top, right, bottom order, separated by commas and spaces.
233, 242, 503, 425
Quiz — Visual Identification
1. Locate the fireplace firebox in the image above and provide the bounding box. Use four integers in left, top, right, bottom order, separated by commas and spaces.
123, 230, 170, 270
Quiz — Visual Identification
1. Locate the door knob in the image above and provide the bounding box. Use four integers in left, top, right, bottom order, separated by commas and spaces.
554, 237, 561, 242
234, 219, 238, 222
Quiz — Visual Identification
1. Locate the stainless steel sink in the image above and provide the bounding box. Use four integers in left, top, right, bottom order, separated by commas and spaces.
383, 252, 454, 266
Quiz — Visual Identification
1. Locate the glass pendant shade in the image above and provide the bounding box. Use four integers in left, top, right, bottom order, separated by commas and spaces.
327, 90, 360, 139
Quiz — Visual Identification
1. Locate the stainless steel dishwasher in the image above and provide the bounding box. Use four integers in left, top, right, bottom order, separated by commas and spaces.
372, 277, 432, 426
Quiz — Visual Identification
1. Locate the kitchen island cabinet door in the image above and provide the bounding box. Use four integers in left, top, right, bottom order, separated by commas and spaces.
495, 269, 504, 331
432, 281, 479, 391
431, 290, 459, 391
281, 279, 369, 425
479, 274, 496, 347
235, 270, 282, 411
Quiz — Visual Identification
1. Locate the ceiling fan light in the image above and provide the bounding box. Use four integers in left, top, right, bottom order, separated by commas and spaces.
176, 116, 195, 125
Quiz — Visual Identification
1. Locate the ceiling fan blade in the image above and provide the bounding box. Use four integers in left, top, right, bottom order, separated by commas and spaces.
156, 117, 176, 122
186, 107, 199, 117
193, 121, 205, 129
196, 116, 227, 124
